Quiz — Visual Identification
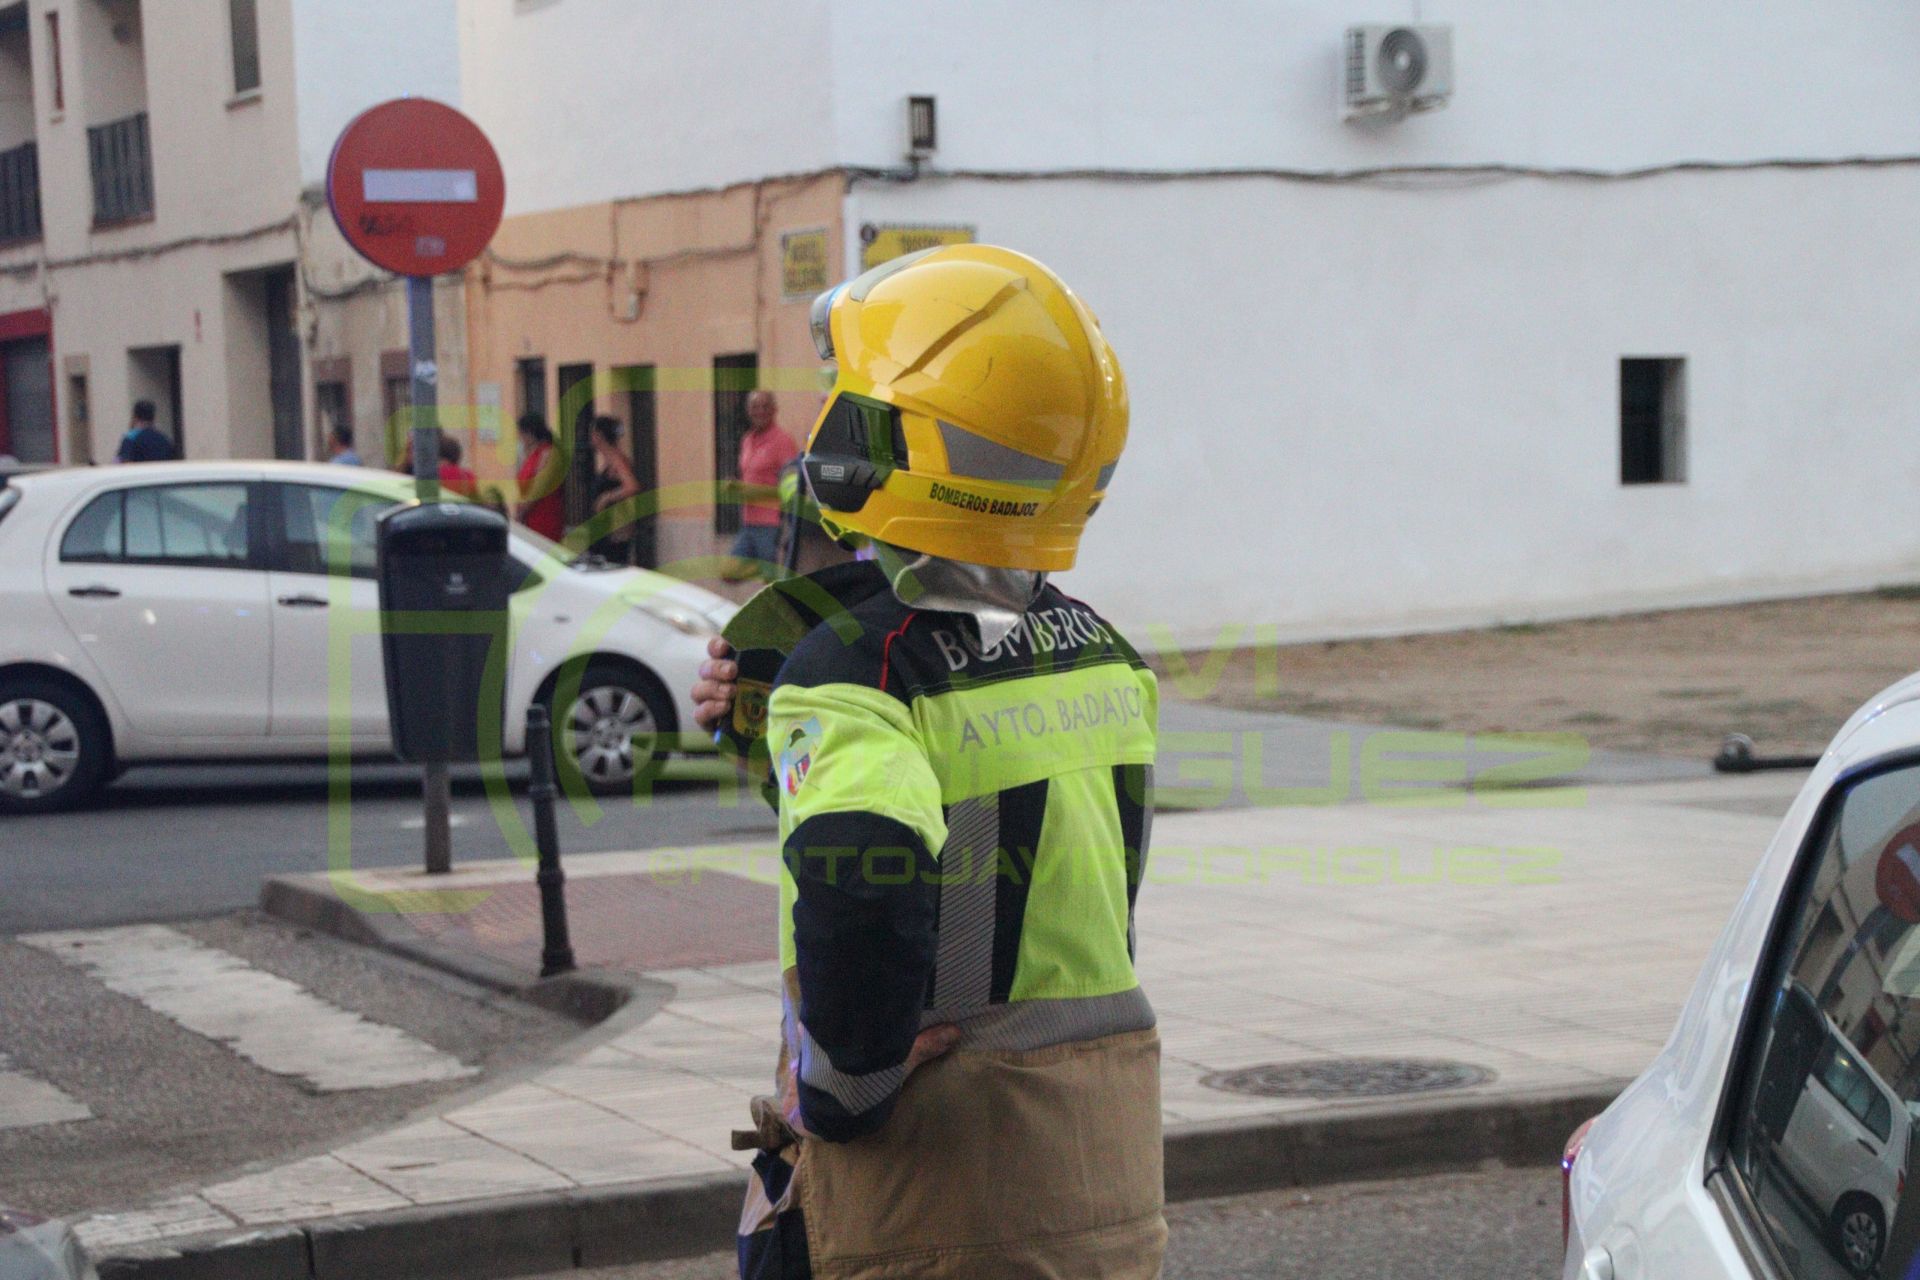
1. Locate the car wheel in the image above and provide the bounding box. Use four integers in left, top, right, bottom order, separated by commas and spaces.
1832, 1194, 1885, 1276
0, 678, 109, 815
541, 661, 672, 797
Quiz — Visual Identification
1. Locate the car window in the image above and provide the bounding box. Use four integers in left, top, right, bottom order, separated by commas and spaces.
60, 484, 252, 568
60, 491, 123, 561
278, 484, 392, 579
1867, 1089, 1895, 1145
1816, 1041, 1892, 1141
1726, 761, 1920, 1278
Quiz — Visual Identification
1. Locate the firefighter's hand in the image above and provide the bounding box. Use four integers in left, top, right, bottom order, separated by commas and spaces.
691, 637, 737, 734
782, 1024, 961, 1139
906, 1023, 962, 1073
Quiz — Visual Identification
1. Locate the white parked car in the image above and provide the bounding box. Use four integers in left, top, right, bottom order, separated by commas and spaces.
1771, 1001, 1912, 1273
0, 462, 735, 814
1564, 673, 1920, 1280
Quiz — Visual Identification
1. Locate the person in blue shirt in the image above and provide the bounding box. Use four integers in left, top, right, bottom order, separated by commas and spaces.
326, 423, 361, 466
116, 401, 177, 464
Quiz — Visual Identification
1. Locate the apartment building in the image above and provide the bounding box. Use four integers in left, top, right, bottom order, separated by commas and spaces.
0, 0, 465, 470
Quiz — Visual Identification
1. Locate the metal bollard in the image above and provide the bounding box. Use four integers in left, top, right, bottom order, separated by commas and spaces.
525, 703, 577, 977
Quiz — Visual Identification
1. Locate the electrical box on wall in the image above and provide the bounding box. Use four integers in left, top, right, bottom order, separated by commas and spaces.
1343, 24, 1452, 122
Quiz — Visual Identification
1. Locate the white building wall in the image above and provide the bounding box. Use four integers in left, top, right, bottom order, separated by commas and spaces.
827, 0, 1920, 172
815, 0, 1920, 641
71, 0, 147, 126
848, 164, 1920, 643
291, 0, 461, 187
463, 0, 1920, 200
457, 0, 837, 215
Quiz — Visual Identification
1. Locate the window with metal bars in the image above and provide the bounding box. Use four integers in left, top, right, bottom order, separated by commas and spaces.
87, 111, 152, 224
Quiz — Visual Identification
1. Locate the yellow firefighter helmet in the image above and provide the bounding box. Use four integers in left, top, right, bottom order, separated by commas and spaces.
801, 243, 1127, 572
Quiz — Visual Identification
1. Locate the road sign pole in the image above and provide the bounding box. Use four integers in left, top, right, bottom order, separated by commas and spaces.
408, 274, 452, 875
408, 275, 441, 502
330, 98, 505, 881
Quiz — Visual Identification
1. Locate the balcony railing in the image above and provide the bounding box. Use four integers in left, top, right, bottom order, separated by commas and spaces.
0, 141, 41, 244
87, 111, 153, 225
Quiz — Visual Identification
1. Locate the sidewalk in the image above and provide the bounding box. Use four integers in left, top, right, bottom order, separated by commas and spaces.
76, 766, 1802, 1276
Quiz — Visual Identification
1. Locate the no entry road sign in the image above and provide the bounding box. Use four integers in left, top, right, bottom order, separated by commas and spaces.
1878, 822, 1920, 924
327, 98, 505, 278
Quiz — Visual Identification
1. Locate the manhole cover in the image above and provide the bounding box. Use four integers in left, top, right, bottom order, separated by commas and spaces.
1201, 1058, 1493, 1099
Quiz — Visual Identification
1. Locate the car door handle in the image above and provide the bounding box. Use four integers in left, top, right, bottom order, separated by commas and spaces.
67, 584, 120, 599
277, 594, 328, 609
1858, 1137, 1879, 1153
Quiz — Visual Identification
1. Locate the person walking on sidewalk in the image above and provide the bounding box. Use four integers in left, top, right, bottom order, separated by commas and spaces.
696, 245, 1161, 1279
116, 401, 177, 463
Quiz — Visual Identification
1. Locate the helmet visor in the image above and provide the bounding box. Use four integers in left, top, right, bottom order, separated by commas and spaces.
809, 283, 846, 361
801, 392, 907, 513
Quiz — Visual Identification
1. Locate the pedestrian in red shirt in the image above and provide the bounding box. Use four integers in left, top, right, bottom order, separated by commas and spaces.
437, 433, 478, 500
515, 413, 566, 541
727, 390, 797, 577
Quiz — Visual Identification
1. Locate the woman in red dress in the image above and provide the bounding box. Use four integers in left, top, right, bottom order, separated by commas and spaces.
514, 413, 566, 541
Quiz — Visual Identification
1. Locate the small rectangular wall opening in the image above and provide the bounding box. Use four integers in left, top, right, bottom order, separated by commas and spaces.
66, 369, 90, 465
222, 264, 300, 459
620, 365, 658, 568
127, 344, 181, 456
1620, 357, 1686, 486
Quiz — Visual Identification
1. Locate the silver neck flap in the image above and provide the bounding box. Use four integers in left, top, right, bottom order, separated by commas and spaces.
874, 543, 1045, 650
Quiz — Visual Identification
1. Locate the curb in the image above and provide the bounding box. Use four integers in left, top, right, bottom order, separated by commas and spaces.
94, 1081, 1622, 1280
1161, 1080, 1619, 1202
258, 876, 631, 1024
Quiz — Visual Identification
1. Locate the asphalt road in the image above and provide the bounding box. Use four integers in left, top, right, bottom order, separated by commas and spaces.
0, 760, 775, 933
501, 1165, 1563, 1280
0, 700, 1696, 936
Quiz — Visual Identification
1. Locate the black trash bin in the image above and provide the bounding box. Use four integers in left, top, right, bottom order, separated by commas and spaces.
376, 501, 513, 763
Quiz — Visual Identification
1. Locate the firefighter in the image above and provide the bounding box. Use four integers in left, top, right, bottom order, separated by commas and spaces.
701, 244, 1161, 1279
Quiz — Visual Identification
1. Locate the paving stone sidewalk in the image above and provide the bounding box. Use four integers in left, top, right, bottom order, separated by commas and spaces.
73, 769, 1804, 1256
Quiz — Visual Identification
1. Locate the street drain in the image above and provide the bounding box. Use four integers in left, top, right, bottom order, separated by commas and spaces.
1201, 1057, 1493, 1099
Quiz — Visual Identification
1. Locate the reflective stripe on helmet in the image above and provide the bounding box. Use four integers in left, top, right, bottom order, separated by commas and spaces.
936, 418, 1067, 491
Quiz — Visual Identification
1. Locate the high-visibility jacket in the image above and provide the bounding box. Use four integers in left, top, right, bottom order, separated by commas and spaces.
738, 561, 1164, 1279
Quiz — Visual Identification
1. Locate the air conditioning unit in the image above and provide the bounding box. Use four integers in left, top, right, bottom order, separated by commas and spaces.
1343, 24, 1452, 122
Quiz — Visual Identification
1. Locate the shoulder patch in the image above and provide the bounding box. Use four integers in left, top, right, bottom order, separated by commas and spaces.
777, 717, 823, 797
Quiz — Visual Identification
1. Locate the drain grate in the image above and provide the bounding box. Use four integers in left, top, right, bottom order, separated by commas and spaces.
1201, 1057, 1493, 1099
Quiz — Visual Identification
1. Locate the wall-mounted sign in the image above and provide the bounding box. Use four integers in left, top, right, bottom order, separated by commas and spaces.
859, 223, 975, 271
781, 228, 830, 300
474, 381, 503, 445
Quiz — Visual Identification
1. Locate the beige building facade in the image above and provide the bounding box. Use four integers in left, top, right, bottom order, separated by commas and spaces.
463, 172, 841, 569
